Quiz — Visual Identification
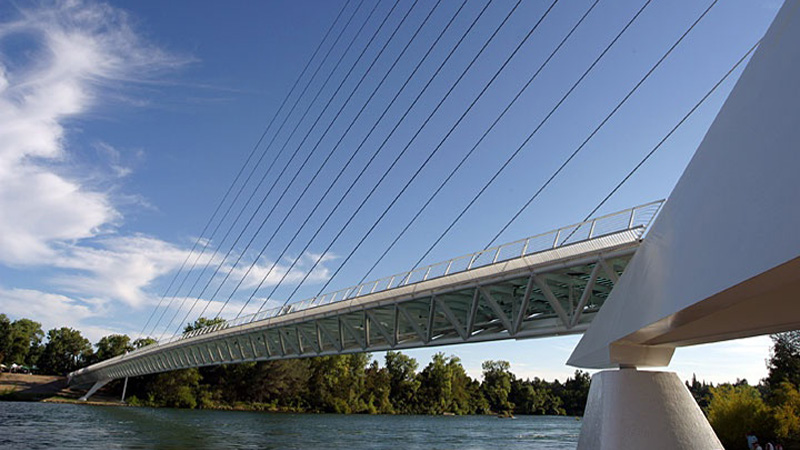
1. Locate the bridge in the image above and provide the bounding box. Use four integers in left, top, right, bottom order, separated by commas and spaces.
66, 1, 800, 447
69, 201, 661, 395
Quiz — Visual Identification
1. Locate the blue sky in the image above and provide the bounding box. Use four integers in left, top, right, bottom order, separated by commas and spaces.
0, 0, 782, 383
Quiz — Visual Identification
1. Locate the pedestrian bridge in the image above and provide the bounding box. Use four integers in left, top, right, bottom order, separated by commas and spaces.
68, 201, 662, 393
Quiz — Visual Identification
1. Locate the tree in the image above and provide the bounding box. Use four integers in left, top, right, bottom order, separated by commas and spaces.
385, 351, 419, 413
416, 353, 478, 415
770, 381, 800, 446
142, 369, 202, 408
94, 334, 133, 363
482, 360, 514, 413
766, 331, 800, 391
1, 318, 43, 366
707, 384, 774, 449
0, 314, 10, 363
39, 327, 92, 375
184, 317, 226, 333
364, 360, 393, 414
307, 354, 369, 413
133, 337, 156, 349
559, 370, 591, 416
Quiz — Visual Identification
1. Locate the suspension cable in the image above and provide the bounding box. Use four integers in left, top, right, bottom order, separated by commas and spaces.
203, 0, 457, 322
485, 0, 719, 248
409, 0, 652, 270
138, 0, 352, 339
234, 0, 493, 319
201, 0, 422, 322
257, 0, 547, 312
581, 41, 758, 223
357, 0, 600, 284
161, 0, 400, 336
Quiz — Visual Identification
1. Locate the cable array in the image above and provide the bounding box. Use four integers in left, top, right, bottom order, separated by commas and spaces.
261, 0, 540, 314
140, 0, 760, 342
158, 0, 395, 338
138, 0, 353, 339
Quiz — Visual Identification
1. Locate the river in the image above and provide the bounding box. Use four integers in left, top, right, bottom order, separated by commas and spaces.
0, 401, 581, 449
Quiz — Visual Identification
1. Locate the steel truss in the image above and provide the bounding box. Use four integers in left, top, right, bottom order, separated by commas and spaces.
70, 235, 639, 386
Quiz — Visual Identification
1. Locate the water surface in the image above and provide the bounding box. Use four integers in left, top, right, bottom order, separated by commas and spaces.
0, 402, 580, 449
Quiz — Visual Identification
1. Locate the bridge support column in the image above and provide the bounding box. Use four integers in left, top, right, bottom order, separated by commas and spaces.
577, 368, 722, 450
120, 377, 129, 403
78, 379, 110, 402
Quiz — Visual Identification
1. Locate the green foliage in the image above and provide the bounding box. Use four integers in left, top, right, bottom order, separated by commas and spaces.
0, 315, 44, 366
767, 332, 800, 392
481, 360, 513, 413
554, 370, 591, 416
686, 373, 713, 410
184, 317, 226, 333
38, 327, 92, 375
94, 334, 133, 363
770, 382, 800, 446
144, 369, 202, 409
364, 360, 393, 414
2, 313, 603, 417
0, 314, 10, 364
416, 353, 476, 415
707, 384, 774, 449
385, 351, 419, 413
133, 337, 157, 349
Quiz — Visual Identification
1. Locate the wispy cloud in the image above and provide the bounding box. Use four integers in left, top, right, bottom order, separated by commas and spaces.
0, 1, 195, 333
0, 0, 336, 343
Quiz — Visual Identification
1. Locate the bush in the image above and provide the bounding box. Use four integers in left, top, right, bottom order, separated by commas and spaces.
771, 382, 800, 446
707, 384, 775, 449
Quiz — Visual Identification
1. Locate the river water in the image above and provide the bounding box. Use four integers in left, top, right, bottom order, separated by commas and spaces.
0, 401, 581, 449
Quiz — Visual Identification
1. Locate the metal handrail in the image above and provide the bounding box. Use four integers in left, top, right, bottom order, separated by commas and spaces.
118, 200, 664, 359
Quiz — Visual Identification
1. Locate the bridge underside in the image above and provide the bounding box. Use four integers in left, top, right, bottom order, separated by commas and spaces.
70, 232, 640, 388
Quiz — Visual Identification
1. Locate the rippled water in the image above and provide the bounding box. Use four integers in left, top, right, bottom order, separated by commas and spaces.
0, 401, 581, 449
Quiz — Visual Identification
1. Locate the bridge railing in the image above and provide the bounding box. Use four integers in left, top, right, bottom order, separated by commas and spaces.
166, 200, 663, 343
122, 200, 663, 355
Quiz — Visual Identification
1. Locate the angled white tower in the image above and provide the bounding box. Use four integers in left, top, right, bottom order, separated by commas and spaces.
571, 1, 800, 448
570, 0, 800, 370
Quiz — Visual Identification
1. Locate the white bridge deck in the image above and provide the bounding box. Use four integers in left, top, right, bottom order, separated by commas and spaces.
69, 201, 662, 388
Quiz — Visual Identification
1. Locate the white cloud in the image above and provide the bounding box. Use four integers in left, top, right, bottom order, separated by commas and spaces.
0, 1, 200, 337
0, 1, 337, 345
0, 1, 194, 303
227, 251, 336, 290
0, 287, 125, 342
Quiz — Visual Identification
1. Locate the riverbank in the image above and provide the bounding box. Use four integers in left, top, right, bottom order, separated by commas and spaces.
0, 373, 122, 406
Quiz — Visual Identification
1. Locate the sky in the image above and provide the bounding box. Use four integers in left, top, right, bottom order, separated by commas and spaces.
0, 0, 784, 384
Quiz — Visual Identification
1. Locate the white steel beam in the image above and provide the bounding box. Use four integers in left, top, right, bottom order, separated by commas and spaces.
570, 263, 602, 329
479, 287, 513, 332
533, 274, 571, 327
435, 296, 467, 340
366, 310, 395, 347
398, 304, 427, 342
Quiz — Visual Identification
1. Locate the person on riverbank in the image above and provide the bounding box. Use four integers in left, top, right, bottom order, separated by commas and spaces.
747, 432, 758, 449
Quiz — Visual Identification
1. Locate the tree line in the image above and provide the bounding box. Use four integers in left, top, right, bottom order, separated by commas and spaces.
686, 331, 800, 449
0, 315, 589, 416
2, 311, 799, 446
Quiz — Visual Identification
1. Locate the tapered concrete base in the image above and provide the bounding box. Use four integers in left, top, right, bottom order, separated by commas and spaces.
577, 369, 722, 450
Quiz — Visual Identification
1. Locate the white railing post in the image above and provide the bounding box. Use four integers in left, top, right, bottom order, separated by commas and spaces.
492, 246, 502, 263
553, 229, 562, 248
628, 208, 636, 229
588, 219, 597, 239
